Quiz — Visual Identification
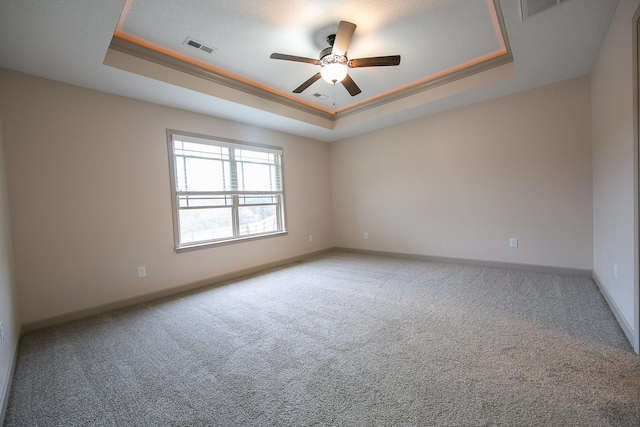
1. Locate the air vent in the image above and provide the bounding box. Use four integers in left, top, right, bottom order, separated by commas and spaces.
521, 0, 569, 20
187, 39, 202, 49
184, 37, 217, 54
312, 93, 329, 100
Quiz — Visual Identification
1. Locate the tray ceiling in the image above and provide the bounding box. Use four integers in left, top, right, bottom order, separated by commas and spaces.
111, 0, 511, 118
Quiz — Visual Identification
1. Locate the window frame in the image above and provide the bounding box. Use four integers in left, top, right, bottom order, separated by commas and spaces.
167, 130, 287, 251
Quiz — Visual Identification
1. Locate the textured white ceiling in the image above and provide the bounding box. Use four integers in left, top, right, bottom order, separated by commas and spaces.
0, 0, 620, 142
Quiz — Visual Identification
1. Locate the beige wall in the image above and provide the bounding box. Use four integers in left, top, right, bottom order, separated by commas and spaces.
330, 76, 593, 270
591, 0, 640, 352
0, 69, 333, 324
0, 111, 19, 421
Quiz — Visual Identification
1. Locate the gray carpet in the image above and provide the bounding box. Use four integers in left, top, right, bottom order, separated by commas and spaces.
4, 251, 640, 426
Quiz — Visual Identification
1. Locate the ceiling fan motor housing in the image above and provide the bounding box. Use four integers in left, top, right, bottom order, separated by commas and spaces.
320, 34, 341, 60
319, 46, 334, 60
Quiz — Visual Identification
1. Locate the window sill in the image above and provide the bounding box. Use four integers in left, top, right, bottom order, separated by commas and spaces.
174, 230, 288, 253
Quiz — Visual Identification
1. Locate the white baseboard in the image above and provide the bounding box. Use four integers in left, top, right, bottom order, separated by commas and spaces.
592, 271, 635, 349
334, 247, 593, 277
1, 327, 20, 425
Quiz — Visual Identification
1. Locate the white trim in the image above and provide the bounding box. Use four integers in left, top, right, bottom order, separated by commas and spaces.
593, 271, 635, 346
633, 5, 640, 354
0, 327, 20, 425
335, 247, 593, 277
174, 230, 288, 252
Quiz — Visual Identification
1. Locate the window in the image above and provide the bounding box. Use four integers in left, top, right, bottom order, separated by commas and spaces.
167, 131, 286, 250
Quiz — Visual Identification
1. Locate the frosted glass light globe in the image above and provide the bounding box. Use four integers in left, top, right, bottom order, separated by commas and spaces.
320, 55, 349, 83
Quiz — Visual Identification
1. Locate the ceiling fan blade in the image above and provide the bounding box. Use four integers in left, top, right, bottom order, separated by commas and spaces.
341, 74, 361, 96
293, 73, 322, 93
270, 53, 319, 65
332, 21, 356, 56
349, 55, 401, 68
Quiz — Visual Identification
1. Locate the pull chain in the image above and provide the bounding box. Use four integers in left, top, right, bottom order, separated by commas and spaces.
332, 82, 337, 113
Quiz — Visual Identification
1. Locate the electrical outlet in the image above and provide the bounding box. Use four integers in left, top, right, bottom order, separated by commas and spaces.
510, 238, 518, 248
308, 235, 313, 242
364, 232, 369, 240
137, 266, 146, 278
0, 321, 4, 344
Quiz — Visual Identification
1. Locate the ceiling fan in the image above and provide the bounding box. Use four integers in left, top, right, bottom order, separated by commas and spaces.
270, 21, 401, 96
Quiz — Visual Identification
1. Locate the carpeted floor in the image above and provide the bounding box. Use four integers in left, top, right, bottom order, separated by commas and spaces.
4, 251, 640, 426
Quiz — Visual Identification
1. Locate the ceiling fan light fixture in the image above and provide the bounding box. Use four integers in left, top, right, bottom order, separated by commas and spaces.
270, 21, 399, 96
320, 54, 349, 83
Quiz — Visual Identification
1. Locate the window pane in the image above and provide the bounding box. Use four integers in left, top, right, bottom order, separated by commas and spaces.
236, 149, 272, 164
179, 207, 233, 244
238, 205, 278, 236
238, 162, 277, 192
180, 157, 229, 192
